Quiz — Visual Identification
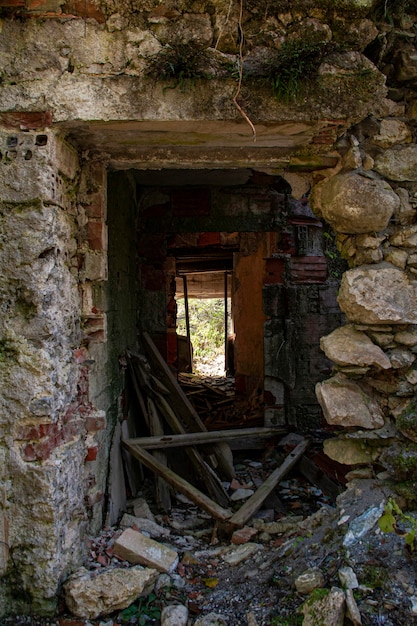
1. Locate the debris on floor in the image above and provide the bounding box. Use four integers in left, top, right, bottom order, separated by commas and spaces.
5, 474, 417, 625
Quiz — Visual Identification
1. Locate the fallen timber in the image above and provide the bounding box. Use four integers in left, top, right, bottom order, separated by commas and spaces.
125, 427, 286, 450
122, 337, 340, 529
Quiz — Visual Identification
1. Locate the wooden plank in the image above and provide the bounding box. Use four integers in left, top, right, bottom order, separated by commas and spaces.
228, 439, 309, 528
153, 393, 230, 508
126, 352, 171, 511
126, 427, 286, 449
298, 455, 342, 502
142, 332, 235, 480
126, 353, 150, 430
122, 441, 232, 521
147, 397, 171, 512
127, 348, 230, 508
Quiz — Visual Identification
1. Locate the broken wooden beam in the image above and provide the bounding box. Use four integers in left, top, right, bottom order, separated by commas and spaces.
142, 332, 235, 480
126, 427, 286, 450
122, 441, 232, 521
147, 397, 171, 513
153, 391, 230, 507
227, 438, 310, 528
298, 455, 342, 502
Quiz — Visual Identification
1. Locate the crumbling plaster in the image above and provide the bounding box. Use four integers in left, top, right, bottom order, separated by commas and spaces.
0, 0, 417, 617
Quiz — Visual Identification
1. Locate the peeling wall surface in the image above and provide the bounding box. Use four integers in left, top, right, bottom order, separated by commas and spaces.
1, 0, 417, 615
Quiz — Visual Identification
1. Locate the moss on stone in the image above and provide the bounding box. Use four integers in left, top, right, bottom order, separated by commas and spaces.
395, 481, 417, 509
361, 564, 385, 589
397, 400, 417, 440
391, 444, 417, 481
0, 339, 18, 362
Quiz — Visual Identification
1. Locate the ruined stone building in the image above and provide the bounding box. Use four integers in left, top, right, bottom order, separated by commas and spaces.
1, 0, 417, 616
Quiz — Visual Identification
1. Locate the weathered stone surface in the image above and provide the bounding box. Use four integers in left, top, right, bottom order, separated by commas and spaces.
394, 45, 417, 82
338, 566, 359, 589
316, 374, 385, 429
311, 172, 399, 234
373, 119, 412, 148
320, 325, 391, 369
302, 587, 345, 626
161, 604, 189, 626
64, 565, 158, 619
324, 437, 381, 465
114, 528, 179, 573
345, 588, 362, 626
380, 443, 417, 480
337, 264, 417, 325
384, 247, 408, 269
336, 18, 378, 51
374, 145, 417, 182
222, 543, 263, 565
132, 497, 156, 521
253, 516, 303, 535
295, 568, 325, 594
119, 513, 170, 538
194, 614, 228, 626
394, 188, 416, 225
386, 348, 415, 369
390, 225, 417, 248
396, 400, 417, 443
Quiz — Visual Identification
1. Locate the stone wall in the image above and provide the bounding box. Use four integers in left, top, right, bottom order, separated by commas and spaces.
312, 117, 417, 498
0, 130, 87, 614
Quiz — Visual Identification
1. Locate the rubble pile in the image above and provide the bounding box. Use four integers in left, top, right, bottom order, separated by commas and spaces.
48, 476, 417, 625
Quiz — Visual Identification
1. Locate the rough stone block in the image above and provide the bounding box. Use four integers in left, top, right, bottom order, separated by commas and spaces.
114, 528, 179, 573
84, 251, 107, 281
64, 565, 158, 619
119, 513, 170, 538
231, 526, 258, 545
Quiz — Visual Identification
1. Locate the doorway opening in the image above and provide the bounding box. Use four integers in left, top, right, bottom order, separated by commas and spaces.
176, 288, 233, 377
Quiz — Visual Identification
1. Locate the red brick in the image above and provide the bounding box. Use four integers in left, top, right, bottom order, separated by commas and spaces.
21, 432, 62, 461
62, 0, 106, 22
85, 414, 106, 432
198, 232, 220, 246
87, 220, 105, 251
85, 193, 104, 219
0, 0, 25, 6
73, 347, 89, 364
26, 0, 49, 9
0, 111, 52, 130
62, 419, 81, 441
16, 422, 58, 441
264, 258, 286, 285
231, 526, 258, 545
85, 446, 98, 462
87, 160, 106, 185
166, 331, 177, 367
289, 256, 327, 284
